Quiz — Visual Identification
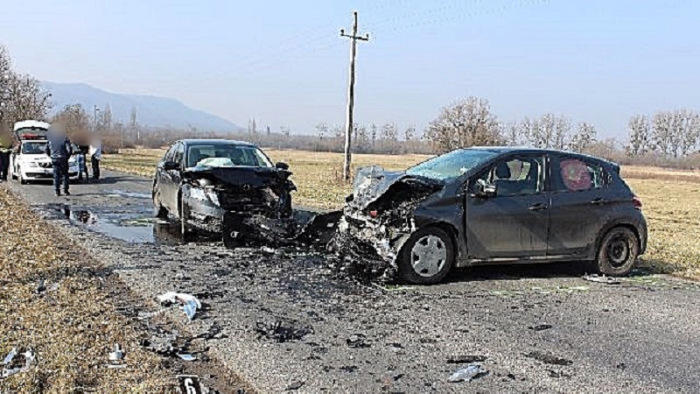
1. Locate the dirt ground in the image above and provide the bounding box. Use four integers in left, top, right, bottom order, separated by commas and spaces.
2, 170, 700, 393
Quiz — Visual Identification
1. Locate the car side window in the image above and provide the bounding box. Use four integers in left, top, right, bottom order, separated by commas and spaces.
475, 155, 544, 197
554, 157, 608, 192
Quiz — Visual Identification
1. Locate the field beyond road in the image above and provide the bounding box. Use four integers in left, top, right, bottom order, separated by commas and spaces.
105, 148, 700, 280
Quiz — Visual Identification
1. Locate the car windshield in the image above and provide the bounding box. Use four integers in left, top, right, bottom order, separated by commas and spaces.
186, 144, 273, 168
406, 149, 499, 181
22, 141, 47, 154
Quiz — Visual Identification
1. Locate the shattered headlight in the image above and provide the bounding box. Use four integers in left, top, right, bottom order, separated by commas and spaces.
205, 189, 219, 206
188, 187, 220, 206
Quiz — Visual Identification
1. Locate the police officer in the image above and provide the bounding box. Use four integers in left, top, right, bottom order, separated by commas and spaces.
45, 124, 73, 196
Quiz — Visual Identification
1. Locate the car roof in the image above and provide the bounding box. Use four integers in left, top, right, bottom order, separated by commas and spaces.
13, 120, 50, 131
177, 139, 258, 147
467, 146, 616, 166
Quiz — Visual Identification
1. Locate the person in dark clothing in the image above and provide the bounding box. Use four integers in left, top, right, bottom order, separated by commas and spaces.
45, 125, 73, 196
90, 137, 102, 181
0, 130, 11, 182
77, 144, 90, 182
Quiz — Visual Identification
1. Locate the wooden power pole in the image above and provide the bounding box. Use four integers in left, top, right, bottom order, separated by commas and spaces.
340, 11, 369, 182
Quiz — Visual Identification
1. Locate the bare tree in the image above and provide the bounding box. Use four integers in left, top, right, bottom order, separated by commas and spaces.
425, 96, 500, 153
627, 114, 651, 156
315, 122, 328, 141
501, 122, 520, 146
679, 110, 700, 156
369, 123, 377, 148
1, 73, 52, 125
404, 125, 416, 142
569, 122, 597, 153
129, 107, 140, 141
652, 111, 673, 156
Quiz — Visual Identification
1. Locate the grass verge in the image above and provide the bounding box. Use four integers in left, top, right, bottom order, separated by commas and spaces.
0, 187, 170, 391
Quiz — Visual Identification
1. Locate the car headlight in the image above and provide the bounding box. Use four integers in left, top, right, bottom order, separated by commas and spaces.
27, 162, 38, 168
68, 158, 78, 165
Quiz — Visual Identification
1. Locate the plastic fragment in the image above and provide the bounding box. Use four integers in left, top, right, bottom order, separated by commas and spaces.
109, 344, 124, 361
157, 292, 202, 321
583, 274, 620, 285
177, 353, 196, 361
448, 364, 487, 383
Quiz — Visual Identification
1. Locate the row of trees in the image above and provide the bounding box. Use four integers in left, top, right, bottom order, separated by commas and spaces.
422, 96, 599, 154
0, 45, 52, 125
627, 110, 700, 158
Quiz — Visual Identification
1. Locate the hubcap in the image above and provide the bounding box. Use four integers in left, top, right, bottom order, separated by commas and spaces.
411, 235, 447, 278
607, 236, 630, 267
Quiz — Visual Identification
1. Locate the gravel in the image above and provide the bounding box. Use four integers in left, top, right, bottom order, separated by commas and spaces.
4, 171, 700, 393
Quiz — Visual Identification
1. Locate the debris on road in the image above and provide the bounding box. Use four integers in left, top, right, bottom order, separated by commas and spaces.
157, 292, 202, 321
447, 355, 487, 364
524, 351, 573, 366
583, 274, 621, 285
286, 380, 305, 391
108, 344, 124, 361
346, 334, 371, 348
1, 348, 35, 379
177, 353, 197, 361
528, 324, 553, 332
448, 364, 487, 383
255, 320, 314, 343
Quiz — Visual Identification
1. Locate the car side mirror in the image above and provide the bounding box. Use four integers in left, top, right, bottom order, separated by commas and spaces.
163, 161, 179, 171
275, 162, 289, 170
471, 181, 497, 198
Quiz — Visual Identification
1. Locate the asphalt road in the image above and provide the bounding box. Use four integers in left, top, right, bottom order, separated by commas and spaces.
4, 171, 700, 393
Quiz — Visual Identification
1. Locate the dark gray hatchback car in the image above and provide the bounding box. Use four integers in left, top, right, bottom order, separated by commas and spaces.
340, 147, 647, 284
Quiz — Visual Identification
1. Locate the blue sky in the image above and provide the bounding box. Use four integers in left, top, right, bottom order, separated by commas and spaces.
3, 0, 699, 139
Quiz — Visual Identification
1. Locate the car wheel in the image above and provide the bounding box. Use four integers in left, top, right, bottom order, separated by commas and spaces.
398, 226, 455, 285
596, 227, 639, 276
152, 182, 169, 218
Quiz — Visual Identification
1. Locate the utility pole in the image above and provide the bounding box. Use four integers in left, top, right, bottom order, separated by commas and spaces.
93, 105, 100, 132
340, 11, 369, 182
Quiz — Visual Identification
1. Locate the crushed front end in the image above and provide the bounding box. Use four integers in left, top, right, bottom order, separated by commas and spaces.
181, 166, 295, 235
331, 166, 443, 281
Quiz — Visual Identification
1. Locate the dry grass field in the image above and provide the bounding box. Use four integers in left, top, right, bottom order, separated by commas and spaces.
105, 148, 700, 280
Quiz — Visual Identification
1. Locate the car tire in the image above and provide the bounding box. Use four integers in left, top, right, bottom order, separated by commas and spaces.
596, 227, 639, 276
398, 226, 455, 285
152, 182, 169, 218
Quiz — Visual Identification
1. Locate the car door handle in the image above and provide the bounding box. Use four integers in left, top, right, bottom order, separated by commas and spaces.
528, 203, 549, 211
590, 198, 607, 205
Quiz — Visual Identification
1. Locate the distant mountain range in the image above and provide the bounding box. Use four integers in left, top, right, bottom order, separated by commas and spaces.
42, 81, 241, 132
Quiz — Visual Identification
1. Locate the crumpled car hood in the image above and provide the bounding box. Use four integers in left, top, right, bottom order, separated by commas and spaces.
347, 165, 443, 210
183, 166, 292, 187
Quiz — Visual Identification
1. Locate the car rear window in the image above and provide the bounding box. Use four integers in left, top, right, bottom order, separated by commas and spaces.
556, 158, 608, 192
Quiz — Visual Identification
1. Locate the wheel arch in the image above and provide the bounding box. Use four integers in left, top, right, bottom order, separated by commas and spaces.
595, 222, 642, 258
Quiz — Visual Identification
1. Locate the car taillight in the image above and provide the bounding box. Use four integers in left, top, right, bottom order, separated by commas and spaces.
632, 196, 643, 210
369, 210, 378, 218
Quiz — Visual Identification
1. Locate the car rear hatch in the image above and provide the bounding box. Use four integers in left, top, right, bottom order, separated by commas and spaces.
14, 121, 49, 141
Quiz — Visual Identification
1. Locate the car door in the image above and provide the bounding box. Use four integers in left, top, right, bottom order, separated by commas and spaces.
547, 155, 615, 258
161, 142, 185, 211
465, 154, 550, 260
